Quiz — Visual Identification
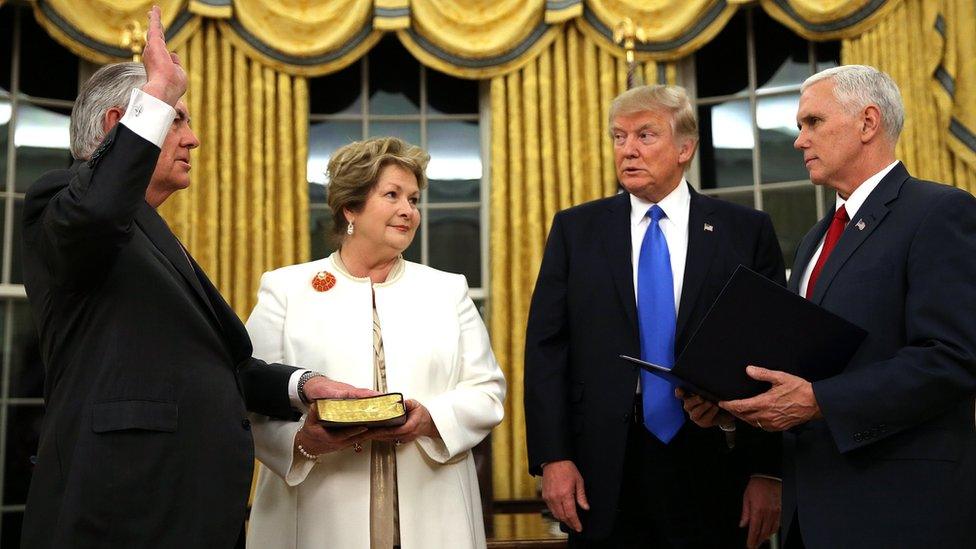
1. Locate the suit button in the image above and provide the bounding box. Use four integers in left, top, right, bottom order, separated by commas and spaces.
241, 418, 251, 431
622, 413, 631, 423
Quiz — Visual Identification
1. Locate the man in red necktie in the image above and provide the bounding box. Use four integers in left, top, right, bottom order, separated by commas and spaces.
683, 65, 976, 548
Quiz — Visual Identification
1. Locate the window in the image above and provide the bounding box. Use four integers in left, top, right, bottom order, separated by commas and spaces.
0, 3, 81, 543
307, 37, 489, 302
683, 7, 840, 270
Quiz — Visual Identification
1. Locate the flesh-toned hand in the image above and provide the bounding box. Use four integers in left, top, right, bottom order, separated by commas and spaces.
141, 6, 187, 106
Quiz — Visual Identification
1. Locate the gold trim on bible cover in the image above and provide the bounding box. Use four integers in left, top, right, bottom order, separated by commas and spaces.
314, 393, 407, 428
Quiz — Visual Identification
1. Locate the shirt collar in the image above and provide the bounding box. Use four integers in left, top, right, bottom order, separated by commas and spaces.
629, 179, 691, 225
836, 160, 900, 219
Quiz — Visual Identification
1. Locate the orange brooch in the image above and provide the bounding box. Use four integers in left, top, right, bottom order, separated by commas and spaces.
311, 271, 336, 292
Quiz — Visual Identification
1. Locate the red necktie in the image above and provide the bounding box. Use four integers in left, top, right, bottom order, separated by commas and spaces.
806, 205, 849, 299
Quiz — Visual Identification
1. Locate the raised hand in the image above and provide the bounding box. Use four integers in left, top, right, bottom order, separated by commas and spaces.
141, 5, 187, 106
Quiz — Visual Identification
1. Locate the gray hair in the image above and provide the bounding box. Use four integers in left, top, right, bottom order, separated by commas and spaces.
70, 62, 147, 160
802, 65, 904, 142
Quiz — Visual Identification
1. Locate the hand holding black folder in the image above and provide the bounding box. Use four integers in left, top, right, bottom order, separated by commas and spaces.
621, 265, 867, 403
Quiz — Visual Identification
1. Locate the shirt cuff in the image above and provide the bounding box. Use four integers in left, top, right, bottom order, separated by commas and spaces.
119, 88, 175, 149
288, 369, 308, 411
750, 474, 782, 482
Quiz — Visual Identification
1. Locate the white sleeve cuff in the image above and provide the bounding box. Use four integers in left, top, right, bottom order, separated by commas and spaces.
119, 88, 175, 149
288, 369, 308, 411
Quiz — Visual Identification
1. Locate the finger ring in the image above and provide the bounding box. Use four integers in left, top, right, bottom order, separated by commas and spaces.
756, 421, 764, 430
354, 442, 363, 453
394, 439, 402, 447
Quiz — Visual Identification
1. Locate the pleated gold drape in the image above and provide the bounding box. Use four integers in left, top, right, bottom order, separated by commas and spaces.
841, 0, 976, 194
489, 23, 673, 502
158, 20, 310, 317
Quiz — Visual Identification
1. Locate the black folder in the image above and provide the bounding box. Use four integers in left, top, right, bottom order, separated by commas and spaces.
621, 265, 867, 402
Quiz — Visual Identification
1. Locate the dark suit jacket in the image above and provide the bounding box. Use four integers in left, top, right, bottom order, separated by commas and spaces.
20, 124, 298, 549
784, 163, 976, 548
524, 186, 786, 541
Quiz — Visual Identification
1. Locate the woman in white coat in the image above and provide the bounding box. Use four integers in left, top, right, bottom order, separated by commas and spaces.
244, 137, 506, 549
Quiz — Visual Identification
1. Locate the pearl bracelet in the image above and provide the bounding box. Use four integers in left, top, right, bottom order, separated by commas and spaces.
296, 442, 320, 461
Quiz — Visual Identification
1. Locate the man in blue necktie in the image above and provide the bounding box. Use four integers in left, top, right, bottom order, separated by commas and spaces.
525, 84, 786, 548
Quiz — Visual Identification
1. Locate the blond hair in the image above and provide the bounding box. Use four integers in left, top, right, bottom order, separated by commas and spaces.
609, 84, 699, 142
326, 136, 429, 243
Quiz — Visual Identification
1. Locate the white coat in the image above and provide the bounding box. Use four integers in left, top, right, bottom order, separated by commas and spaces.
244, 256, 506, 549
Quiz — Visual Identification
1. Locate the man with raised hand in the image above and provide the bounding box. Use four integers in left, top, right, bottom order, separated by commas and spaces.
21, 7, 368, 548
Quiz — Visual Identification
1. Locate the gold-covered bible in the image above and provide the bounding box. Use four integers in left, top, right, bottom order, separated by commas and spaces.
314, 393, 407, 428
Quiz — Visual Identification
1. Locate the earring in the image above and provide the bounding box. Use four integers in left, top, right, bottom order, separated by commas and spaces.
346, 222, 354, 236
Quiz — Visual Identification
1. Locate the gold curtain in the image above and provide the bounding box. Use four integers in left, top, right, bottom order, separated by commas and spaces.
158, 20, 310, 317
761, 0, 904, 40
841, 0, 976, 194
32, 0, 200, 64
488, 22, 673, 501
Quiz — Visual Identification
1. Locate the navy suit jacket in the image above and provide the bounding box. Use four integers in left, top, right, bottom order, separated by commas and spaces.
21, 125, 298, 548
524, 186, 785, 541
784, 163, 976, 548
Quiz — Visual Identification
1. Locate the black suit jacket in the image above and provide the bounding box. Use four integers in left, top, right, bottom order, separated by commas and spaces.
783, 163, 976, 548
20, 125, 298, 548
524, 186, 786, 541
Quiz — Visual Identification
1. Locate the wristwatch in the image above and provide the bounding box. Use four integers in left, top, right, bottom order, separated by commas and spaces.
297, 370, 324, 405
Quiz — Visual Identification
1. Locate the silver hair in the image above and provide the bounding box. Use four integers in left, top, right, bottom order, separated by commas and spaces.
69, 62, 147, 160
802, 65, 904, 142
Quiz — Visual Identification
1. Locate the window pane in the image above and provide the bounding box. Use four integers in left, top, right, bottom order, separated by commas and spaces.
697, 100, 754, 189
1, 96, 9, 189
428, 208, 481, 286
11, 198, 23, 284
815, 42, 841, 72
308, 181, 327, 206
822, 187, 837, 215
755, 9, 809, 91
694, 11, 748, 97
428, 121, 481, 203
19, 14, 78, 101
0, 6, 12, 92
763, 185, 818, 266
2, 511, 24, 548
310, 206, 335, 261
428, 69, 478, 115
3, 405, 45, 506
13, 103, 72, 192
473, 298, 487, 320
757, 94, 806, 183
309, 62, 362, 115
706, 190, 754, 209
9, 300, 43, 399
308, 120, 362, 185
403, 224, 421, 263
368, 37, 419, 115
368, 121, 420, 147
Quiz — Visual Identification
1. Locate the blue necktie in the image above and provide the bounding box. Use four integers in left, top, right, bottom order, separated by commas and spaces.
637, 205, 684, 443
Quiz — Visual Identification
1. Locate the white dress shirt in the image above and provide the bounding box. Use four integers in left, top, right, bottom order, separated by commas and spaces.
630, 180, 691, 311
798, 161, 900, 297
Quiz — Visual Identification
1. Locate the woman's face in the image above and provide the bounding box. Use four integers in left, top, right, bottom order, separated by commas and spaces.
345, 164, 421, 256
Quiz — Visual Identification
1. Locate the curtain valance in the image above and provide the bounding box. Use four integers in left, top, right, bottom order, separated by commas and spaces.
32, 0, 902, 78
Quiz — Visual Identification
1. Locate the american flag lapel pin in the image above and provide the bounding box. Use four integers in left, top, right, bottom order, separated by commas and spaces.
704, 223, 714, 232
855, 219, 866, 231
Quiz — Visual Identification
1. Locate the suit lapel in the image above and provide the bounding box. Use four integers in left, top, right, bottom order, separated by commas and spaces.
809, 164, 908, 304
676, 186, 717, 341
134, 202, 220, 324
602, 192, 639, 333
789, 213, 832, 293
